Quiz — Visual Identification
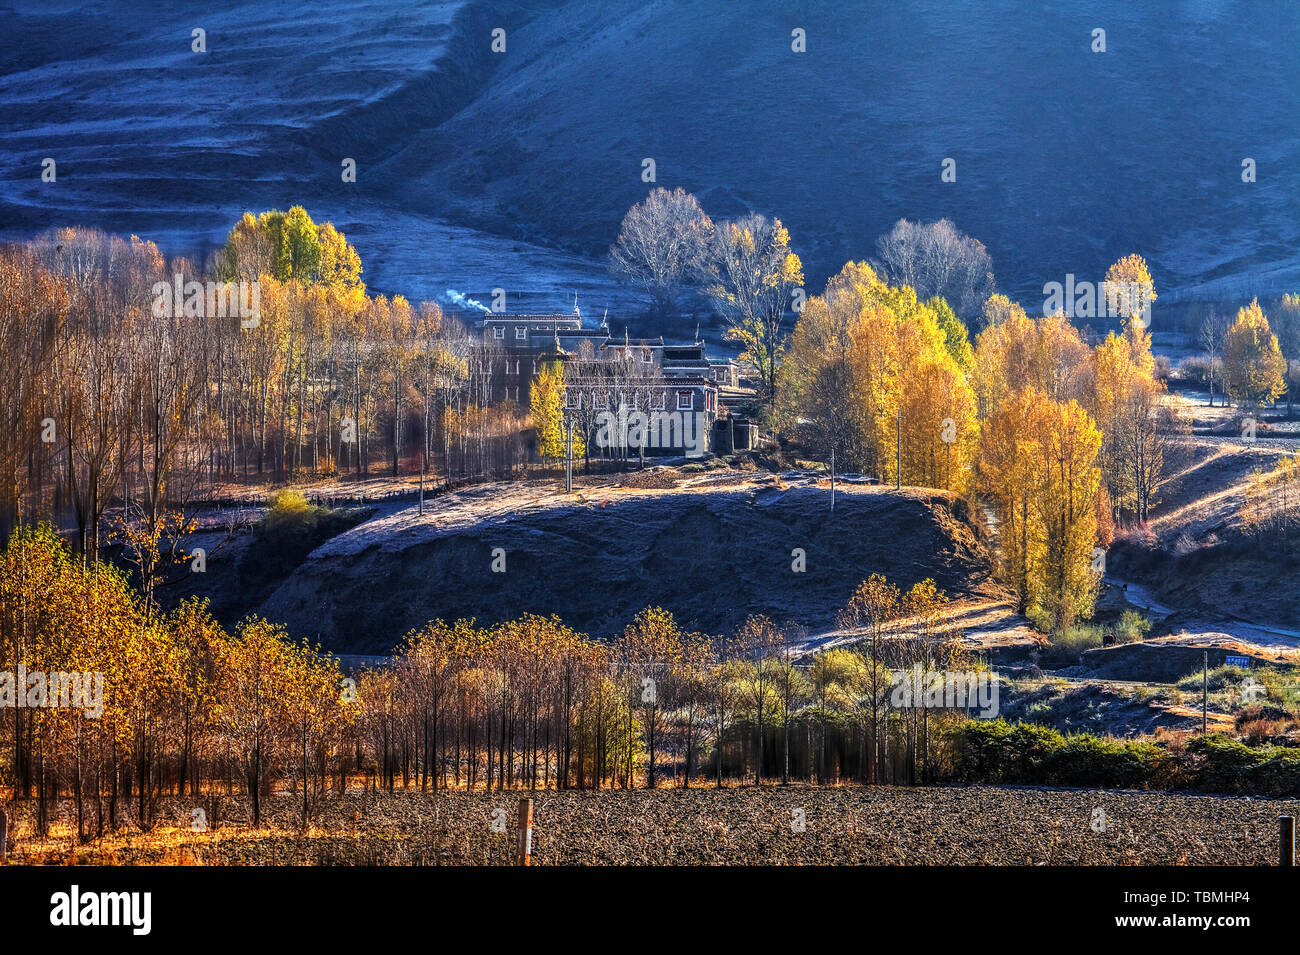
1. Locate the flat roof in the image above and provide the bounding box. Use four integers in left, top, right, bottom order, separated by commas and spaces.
480, 313, 583, 324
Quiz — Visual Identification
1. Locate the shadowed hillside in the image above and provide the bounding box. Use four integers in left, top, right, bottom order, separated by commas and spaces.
2, 0, 1297, 310
177, 477, 994, 652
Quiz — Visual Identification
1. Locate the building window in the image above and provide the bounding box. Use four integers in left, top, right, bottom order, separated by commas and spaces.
677, 391, 693, 411
516, 327, 527, 340
642, 349, 652, 362
565, 391, 582, 410
492, 326, 505, 339
651, 391, 666, 410
593, 392, 609, 410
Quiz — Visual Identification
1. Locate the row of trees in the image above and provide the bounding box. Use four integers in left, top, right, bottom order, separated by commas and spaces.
611, 194, 1233, 624
0, 213, 533, 562
777, 254, 1300, 623
0, 523, 346, 837
1, 524, 981, 838
612, 188, 1293, 419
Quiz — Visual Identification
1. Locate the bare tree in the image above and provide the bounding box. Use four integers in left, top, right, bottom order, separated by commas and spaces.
703, 215, 805, 409
1199, 308, 1229, 407
609, 188, 713, 317
875, 218, 995, 320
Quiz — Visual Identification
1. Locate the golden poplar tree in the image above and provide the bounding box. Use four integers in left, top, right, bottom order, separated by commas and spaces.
1103, 253, 1157, 328
1223, 299, 1287, 404
531, 360, 581, 465
980, 388, 1102, 625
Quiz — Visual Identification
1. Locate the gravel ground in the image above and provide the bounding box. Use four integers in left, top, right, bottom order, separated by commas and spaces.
16, 785, 1298, 866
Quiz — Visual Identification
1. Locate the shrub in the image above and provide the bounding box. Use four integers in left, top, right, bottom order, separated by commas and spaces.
1059, 624, 1104, 651
1114, 610, 1152, 644
1235, 703, 1290, 728
1045, 734, 1166, 789
1179, 354, 1217, 387
1238, 719, 1285, 744
1244, 747, 1300, 796
238, 493, 363, 586
1039, 624, 1104, 667
1002, 721, 1067, 782
1176, 665, 1248, 693
1132, 685, 1159, 703
1184, 733, 1268, 793
947, 718, 1016, 782
943, 721, 1296, 795
1026, 605, 1054, 634
267, 488, 314, 522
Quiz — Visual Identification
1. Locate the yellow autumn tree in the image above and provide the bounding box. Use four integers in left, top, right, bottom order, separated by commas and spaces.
781, 261, 978, 491
896, 347, 979, 493
706, 215, 804, 409
620, 607, 686, 788
1241, 452, 1300, 549
219, 206, 365, 295
531, 359, 582, 466
1223, 299, 1287, 405
1028, 395, 1103, 626
980, 292, 1023, 328
980, 388, 1102, 625
1103, 253, 1157, 329
1090, 328, 1166, 522
925, 295, 975, 372
972, 310, 1091, 419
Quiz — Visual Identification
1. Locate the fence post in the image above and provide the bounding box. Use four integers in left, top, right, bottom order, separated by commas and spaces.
516, 797, 533, 867
1281, 816, 1295, 867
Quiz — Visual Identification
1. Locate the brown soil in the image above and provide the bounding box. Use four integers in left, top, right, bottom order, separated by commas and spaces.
12, 787, 1293, 866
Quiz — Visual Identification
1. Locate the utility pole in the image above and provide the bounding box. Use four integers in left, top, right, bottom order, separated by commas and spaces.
830, 448, 836, 512
517, 797, 534, 866
895, 407, 901, 490
1202, 650, 1209, 735
565, 418, 574, 493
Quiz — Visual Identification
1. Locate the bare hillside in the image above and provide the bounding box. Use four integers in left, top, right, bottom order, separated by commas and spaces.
1108, 398, 1300, 634
4, 1, 1297, 306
